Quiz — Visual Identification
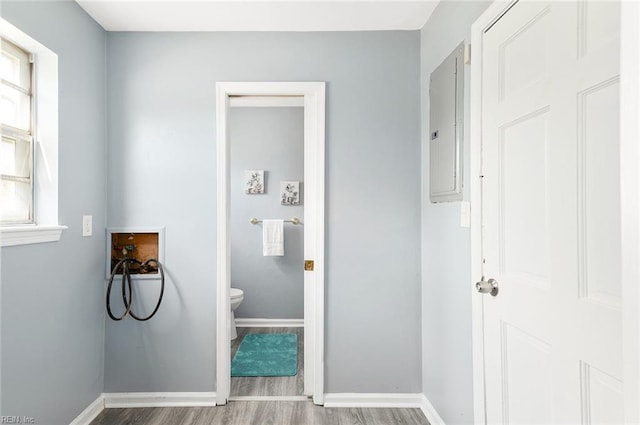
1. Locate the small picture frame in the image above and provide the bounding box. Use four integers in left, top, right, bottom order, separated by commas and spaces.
245, 170, 265, 194
280, 181, 300, 205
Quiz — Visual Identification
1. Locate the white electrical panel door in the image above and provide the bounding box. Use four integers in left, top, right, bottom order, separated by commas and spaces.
429, 43, 464, 202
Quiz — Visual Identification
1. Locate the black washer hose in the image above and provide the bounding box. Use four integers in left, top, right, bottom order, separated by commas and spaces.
106, 259, 133, 321
127, 259, 165, 321
106, 258, 165, 321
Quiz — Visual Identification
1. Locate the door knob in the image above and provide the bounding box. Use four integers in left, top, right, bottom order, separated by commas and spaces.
476, 278, 499, 296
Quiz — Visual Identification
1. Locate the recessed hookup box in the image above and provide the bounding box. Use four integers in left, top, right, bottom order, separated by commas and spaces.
106, 228, 165, 279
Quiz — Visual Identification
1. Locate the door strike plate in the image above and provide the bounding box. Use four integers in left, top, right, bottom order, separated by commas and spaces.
304, 260, 314, 271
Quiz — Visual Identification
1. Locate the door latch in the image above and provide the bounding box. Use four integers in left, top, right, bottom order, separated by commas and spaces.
304, 260, 314, 271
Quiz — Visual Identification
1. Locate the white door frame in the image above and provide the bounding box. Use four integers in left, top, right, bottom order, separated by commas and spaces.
470, 4, 513, 421
620, 2, 640, 423
215, 82, 326, 406
470, 1, 640, 423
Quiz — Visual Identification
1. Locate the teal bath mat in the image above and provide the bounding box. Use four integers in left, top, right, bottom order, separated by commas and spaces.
231, 333, 298, 377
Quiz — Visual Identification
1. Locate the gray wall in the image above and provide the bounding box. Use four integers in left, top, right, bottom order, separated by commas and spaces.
420, 1, 490, 423
0, 2, 107, 424
230, 107, 304, 319
106, 31, 422, 393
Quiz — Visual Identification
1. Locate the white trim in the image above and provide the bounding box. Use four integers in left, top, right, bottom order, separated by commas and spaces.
420, 394, 446, 425
304, 82, 326, 406
235, 318, 304, 328
68, 395, 104, 425
0, 225, 67, 247
469, 2, 516, 425
216, 81, 325, 407
103, 392, 217, 408
228, 395, 310, 401
230, 96, 304, 108
215, 82, 231, 406
620, 1, 640, 424
469, 26, 486, 425
323, 393, 423, 409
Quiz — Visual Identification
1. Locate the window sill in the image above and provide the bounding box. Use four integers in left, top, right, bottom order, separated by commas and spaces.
0, 225, 68, 247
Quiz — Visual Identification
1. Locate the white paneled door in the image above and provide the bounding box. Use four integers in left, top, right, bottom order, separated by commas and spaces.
480, 0, 622, 423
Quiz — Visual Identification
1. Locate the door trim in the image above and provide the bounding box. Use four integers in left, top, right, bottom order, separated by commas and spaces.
620, 2, 640, 423
215, 82, 325, 406
470, 1, 640, 424
470, 4, 516, 423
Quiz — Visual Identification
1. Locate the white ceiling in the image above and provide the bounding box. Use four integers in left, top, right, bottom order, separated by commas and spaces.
75, 0, 440, 32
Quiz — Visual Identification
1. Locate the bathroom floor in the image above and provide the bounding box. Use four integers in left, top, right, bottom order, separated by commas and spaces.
230, 326, 304, 397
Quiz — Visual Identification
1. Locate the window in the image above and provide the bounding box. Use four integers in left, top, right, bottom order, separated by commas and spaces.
0, 18, 65, 247
1, 38, 33, 224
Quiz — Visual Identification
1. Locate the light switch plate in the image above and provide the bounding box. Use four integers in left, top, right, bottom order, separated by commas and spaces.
82, 215, 92, 237
460, 201, 471, 228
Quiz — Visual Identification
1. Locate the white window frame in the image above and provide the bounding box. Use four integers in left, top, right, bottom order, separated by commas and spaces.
0, 18, 66, 247
2, 38, 35, 225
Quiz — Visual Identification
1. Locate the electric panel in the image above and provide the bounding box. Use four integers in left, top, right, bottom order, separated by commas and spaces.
429, 42, 464, 203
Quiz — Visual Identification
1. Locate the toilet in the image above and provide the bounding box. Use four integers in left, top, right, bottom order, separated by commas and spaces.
230, 288, 244, 340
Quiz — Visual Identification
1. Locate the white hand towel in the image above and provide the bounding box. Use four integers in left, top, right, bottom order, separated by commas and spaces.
263, 219, 284, 256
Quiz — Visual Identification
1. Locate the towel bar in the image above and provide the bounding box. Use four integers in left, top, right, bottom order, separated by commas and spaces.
250, 217, 300, 225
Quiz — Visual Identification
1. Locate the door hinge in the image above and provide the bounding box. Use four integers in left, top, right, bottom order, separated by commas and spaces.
464, 44, 471, 64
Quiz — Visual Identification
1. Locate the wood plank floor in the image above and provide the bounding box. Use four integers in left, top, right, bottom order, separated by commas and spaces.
230, 326, 304, 397
89, 401, 430, 425
90, 326, 430, 424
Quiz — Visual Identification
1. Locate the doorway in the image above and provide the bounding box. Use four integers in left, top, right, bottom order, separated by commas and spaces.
228, 102, 305, 399
215, 82, 326, 406
470, 1, 625, 422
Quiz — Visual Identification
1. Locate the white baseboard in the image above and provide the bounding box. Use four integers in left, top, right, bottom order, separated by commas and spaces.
323, 393, 424, 408
103, 392, 217, 408
69, 391, 442, 424
420, 394, 446, 425
235, 318, 304, 328
69, 395, 104, 425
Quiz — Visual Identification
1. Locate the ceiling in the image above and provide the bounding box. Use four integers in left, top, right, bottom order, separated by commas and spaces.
74, 0, 440, 32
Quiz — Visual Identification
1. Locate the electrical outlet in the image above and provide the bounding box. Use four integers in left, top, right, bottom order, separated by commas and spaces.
82, 215, 93, 237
